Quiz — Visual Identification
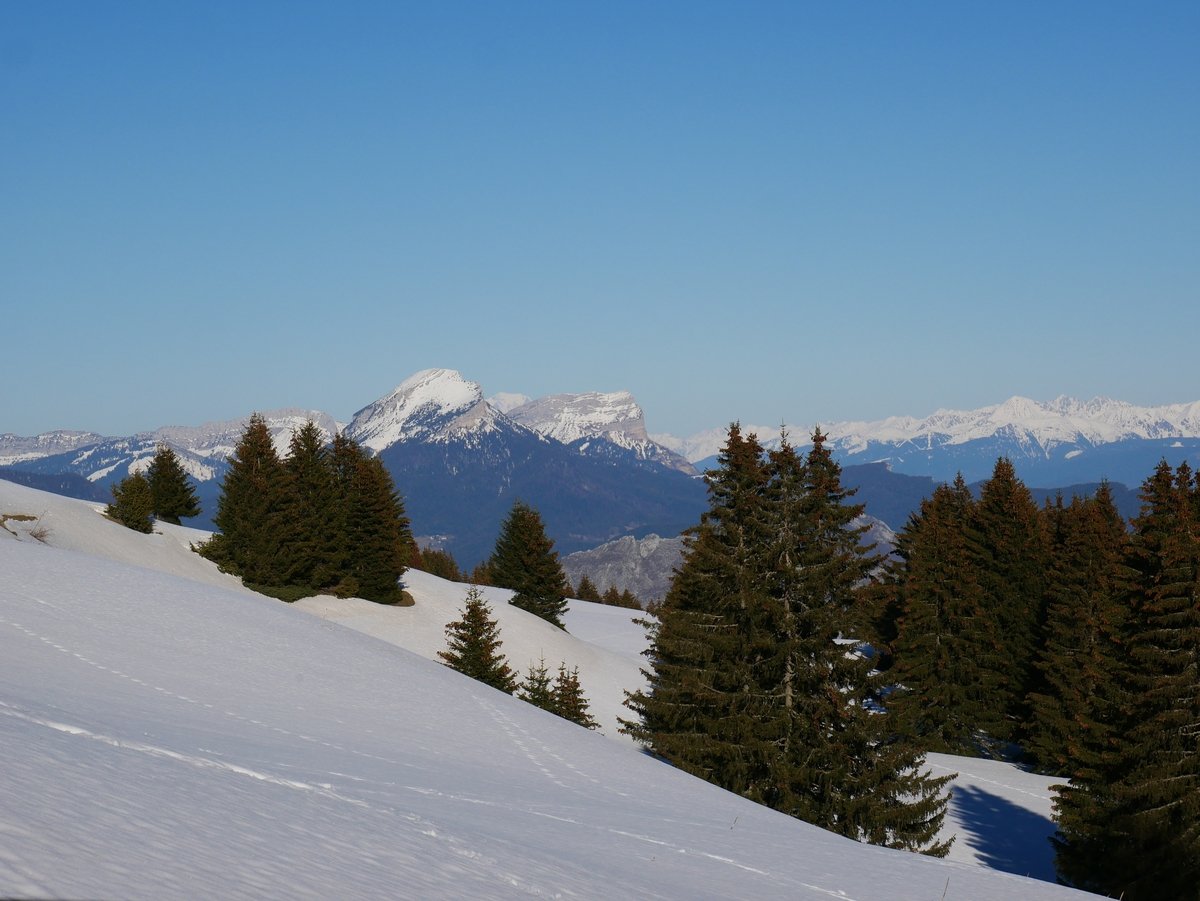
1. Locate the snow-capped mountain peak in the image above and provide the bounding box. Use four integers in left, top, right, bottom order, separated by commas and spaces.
346, 368, 507, 451
507, 391, 648, 445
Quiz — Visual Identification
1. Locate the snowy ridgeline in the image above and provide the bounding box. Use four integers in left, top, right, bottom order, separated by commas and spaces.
0, 479, 1087, 900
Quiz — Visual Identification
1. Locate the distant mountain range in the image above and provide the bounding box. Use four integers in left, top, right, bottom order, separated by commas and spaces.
3, 378, 1194, 570
655, 395, 1200, 486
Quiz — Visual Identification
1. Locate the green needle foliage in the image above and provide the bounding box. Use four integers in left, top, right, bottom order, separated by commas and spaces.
146, 444, 201, 524
489, 500, 570, 628
625, 425, 951, 855
439, 585, 517, 693
106, 471, 155, 533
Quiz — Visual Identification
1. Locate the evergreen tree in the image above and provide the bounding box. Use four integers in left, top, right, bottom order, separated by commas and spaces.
332, 435, 413, 604
417, 548, 463, 582
489, 500, 570, 628
601, 585, 622, 606
617, 588, 642, 609
574, 574, 602, 602
439, 585, 517, 693
759, 433, 952, 853
1026, 485, 1129, 775
888, 475, 1009, 754
106, 471, 154, 533
201, 413, 286, 585
625, 425, 951, 853
968, 457, 1048, 741
274, 421, 341, 592
145, 444, 200, 524
623, 424, 771, 795
517, 656, 555, 711
551, 664, 598, 729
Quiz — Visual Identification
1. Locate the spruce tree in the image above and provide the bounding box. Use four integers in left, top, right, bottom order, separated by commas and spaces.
332, 435, 413, 604
106, 471, 155, 533
968, 457, 1048, 741
551, 664, 598, 729
489, 500, 570, 628
759, 433, 952, 853
417, 548, 463, 582
1055, 461, 1200, 900
145, 444, 200, 524
517, 656, 555, 711
274, 421, 341, 593
623, 424, 771, 795
1026, 485, 1129, 776
574, 574, 602, 602
888, 475, 1009, 754
439, 585, 517, 693
202, 413, 286, 585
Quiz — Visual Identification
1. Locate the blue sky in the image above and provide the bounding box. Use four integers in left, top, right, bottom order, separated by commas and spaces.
2, 2, 1196, 438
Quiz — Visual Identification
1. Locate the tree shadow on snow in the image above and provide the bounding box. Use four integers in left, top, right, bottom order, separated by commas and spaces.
951, 784, 1058, 883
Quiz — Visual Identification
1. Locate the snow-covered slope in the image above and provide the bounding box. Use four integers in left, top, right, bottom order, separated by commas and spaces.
0, 479, 1090, 899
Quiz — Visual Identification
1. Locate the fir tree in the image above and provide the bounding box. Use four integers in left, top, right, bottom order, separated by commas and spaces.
517, 656, 555, 711
106, 471, 154, 533
888, 475, 1009, 754
574, 574, 602, 602
1055, 461, 1200, 900
274, 421, 341, 592
601, 585, 622, 606
145, 444, 200, 524
623, 424, 771, 795
439, 585, 517, 693
968, 457, 1048, 741
1026, 485, 1129, 776
617, 588, 641, 609
417, 548, 463, 582
201, 413, 286, 585
489, 500, 570, 628
332, 435, 413, 604
551, 664, 598, 729
759, 432, 952, 853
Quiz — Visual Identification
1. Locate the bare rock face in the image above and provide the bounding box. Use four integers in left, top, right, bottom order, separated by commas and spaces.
562, 534, 685, 607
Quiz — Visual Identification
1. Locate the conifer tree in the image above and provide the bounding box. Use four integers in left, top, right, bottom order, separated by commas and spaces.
551, 664, 598, 729
517, 656, 555, 710
617, 588, 641, 609
106, 471, 154, 533
489, 500, 570, 628
623, 424, 771, 795
1026, 484, 1129, 775
439, 585, 517, 693
201, 413, 286, 585
417, 548, 463, 582
759, 433, 952, 853
145, 444, 200, 524
968, 457, 1048, 740
601, 585, 622, 606
1054, 461, 1200, 899
888, 475, 1009, 754
332, 435, 413, 604
574, 574, 602, 602
274, 421, 341, 592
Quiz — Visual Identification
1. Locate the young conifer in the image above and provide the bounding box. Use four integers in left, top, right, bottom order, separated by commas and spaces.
439, 585, 516, 693
106, 471, 155, 533
551, 664, 598, 729
517, 656, 555, 711
574, 574, 602, 602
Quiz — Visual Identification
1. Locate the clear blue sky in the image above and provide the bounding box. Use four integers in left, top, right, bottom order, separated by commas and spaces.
3, 2, 1197, 438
